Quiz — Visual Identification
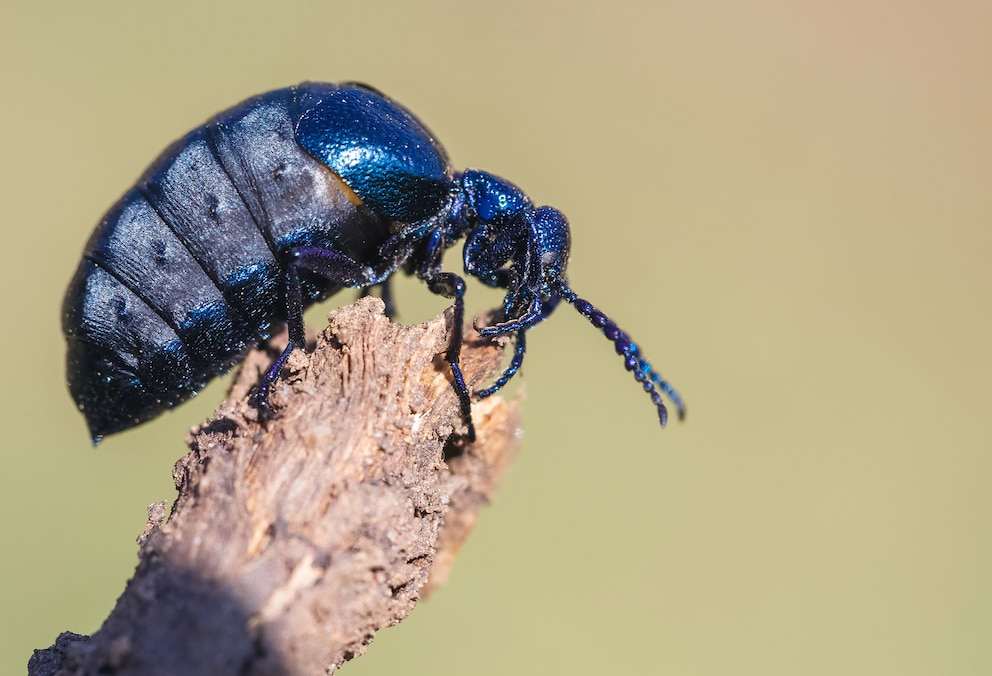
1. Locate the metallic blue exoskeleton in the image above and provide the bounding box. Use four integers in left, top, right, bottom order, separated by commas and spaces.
63, 82, 684, 443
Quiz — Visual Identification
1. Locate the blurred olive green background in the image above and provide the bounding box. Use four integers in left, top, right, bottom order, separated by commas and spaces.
3, 0, 991, 673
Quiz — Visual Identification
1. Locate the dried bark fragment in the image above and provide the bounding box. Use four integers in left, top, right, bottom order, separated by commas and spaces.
32, 298, 520, 676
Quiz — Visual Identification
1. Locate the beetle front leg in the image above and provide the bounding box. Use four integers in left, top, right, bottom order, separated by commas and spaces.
474, 293, 560, 397
475, 296, 543, 336
475, 329, 525, 398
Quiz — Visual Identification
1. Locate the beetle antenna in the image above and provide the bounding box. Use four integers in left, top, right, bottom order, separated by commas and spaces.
557, 285, 685, 426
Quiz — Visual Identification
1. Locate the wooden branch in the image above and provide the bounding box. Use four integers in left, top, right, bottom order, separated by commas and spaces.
31, 298, 521, 676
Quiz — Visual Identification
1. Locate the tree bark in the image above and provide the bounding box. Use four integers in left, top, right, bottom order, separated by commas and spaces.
31, 298, 521, 676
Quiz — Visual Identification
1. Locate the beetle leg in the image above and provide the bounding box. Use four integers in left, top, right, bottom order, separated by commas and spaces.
474, 292, 561, 397
255, 246, 379, 420
417, 228, 446, 279
423, 271, 475, 442
295, 244, 400, 316
416, 228, 476, 439
475, 294, 549, 336
379, 279, 396, 318
254, 265, 308, 421
475, 329, 525, 399
290, 246, 375, 286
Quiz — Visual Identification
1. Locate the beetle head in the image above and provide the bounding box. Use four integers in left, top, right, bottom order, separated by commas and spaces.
459, 169, 572, 334
458, 170, 684, 425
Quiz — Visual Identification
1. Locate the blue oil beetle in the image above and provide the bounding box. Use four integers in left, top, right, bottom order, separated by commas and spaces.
63, 82, 684, 443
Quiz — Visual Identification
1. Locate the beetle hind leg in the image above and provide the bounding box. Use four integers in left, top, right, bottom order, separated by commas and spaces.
253, 265, 308, 421
254, 246, 381, 421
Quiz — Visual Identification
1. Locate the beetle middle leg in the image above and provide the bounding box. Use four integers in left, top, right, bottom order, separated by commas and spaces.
414, 229, 476, 440
423, 271, 476, 442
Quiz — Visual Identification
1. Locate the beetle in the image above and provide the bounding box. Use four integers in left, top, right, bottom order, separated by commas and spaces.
63, 82, 684, 443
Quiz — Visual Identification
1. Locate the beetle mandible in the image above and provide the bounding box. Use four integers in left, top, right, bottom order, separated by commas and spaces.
63, 82, 685, 443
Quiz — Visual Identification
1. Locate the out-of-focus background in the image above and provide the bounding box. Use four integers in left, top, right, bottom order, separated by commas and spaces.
3, 1, 990, 673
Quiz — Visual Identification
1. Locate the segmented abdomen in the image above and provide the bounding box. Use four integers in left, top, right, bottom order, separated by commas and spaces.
63, 86, 391, 439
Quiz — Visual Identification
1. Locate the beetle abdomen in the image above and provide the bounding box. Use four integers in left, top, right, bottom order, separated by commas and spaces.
140, 128, 281, 341
63, 184, 254, 437
64, 86, 397, 440
63, 258, 203, 437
